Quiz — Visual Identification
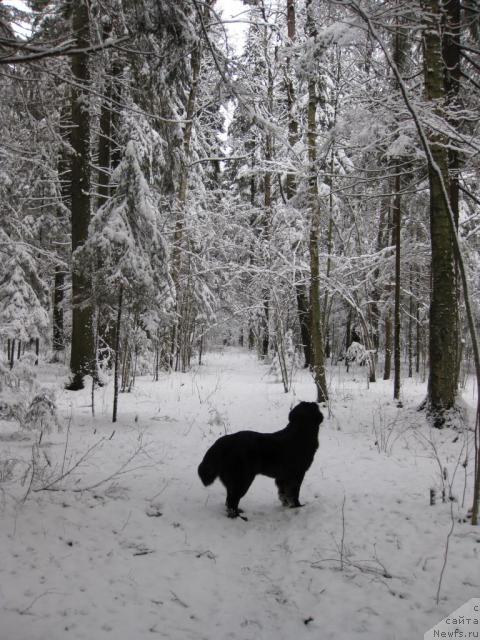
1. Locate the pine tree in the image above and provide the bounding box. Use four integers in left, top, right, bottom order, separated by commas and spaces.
0, 232, 49, 349
67, 0, 95, 389
422, 0, 459, 425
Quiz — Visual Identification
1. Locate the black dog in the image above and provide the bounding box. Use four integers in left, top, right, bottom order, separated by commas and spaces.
198, 402, 323, 518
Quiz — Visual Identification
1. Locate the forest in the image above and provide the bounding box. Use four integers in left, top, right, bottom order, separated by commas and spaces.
1, 0, 480, 638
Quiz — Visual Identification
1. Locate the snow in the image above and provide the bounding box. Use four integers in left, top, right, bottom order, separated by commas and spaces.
216, 0, 249, 55
0, 348, 479, 640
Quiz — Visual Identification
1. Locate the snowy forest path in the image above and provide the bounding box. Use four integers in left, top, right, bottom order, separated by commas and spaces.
0, 348, 478, 640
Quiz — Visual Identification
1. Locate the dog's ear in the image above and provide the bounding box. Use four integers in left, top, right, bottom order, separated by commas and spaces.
289, 402, 323, 425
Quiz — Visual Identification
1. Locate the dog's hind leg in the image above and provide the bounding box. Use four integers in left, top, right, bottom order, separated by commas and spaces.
222, 472, 255, 519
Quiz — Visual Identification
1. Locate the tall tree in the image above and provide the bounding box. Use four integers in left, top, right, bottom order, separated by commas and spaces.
422, 0, 459, 425
285, 0, 312, 368
52, 104, 70, 362
306, 0, 328, 402
67, 0, 95, 389
392, 10, 409, 401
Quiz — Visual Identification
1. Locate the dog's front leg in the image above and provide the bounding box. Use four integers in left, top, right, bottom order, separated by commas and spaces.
282, 473, 305, 508
275, 478, 290, 506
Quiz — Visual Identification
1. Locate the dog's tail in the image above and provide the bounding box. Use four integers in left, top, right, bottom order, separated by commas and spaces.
198, 447, 219, 486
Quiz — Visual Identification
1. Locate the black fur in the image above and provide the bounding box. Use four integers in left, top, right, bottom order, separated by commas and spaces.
198, 401, 323, 518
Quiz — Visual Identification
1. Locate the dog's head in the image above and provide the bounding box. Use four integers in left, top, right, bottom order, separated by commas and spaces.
288, 401, 323, 428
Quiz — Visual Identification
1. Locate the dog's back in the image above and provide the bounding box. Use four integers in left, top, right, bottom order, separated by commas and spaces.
198, 405, 321, 483
198, 431, 268, 485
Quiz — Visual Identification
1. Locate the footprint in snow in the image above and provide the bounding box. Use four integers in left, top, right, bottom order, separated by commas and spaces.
146, 504, 163, 517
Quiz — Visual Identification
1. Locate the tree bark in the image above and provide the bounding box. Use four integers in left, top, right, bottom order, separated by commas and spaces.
306, 0, 328, 402
442, 0, 461, 390
261, 19, 274, 359
369, 187, 390, 353
67, 0, 94, 390
423, 0, 458, 424
285, 0, 297, 200
383, 308, 392, 381
393, 174, 401, 399
112, 285, 123, 423
408, 268, 414, 378
415, 299, 421, 375
53, 265, 65, 358
96, 18, 118, 208
52, 105, 70, 362
392, 12, 407, 400
296, 283, 312, 368
170, 31, 203, 369
285, 0, 312, 368
262, 299, 270, 358
9, 339, 15, 369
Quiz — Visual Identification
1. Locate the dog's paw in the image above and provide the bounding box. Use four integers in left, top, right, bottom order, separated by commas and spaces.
279, 493, 304, 508
278, 493, 290, 507
226, 507, 248, 521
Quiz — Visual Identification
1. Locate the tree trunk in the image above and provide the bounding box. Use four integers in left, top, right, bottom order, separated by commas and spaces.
9, 339, 15, 369
345, 309, 352, 354
96, 51, 121, 362
369, 187, 390, 353
262, 299, 270, 358
67, 0, 94, 390
97, 96, 112, 207
112, 285, 123, 423
423, 0, 458, 425
96, 18, 118, 208
393, 174, 401, 399
248, 325, 255, 350
415, 299, 421, 375
170, 32, 203, 369
391, 7, 408, 399
285, 0, 297, 200
296, 283, 312, 367
52, 106, 69, 362
408, 269, 413, 378
383, 309, 392, 380
285, 0, 312, 368
198, 332, 204, 366
257, 2, 274, 361
322, 147, 335, 335
52, 265, 65, 358
442, 0, 461, 390
309, 198, 328, 403
305, 0, 328, 402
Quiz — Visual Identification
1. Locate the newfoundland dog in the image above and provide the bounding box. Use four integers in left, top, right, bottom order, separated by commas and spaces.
198, 401, 323, 518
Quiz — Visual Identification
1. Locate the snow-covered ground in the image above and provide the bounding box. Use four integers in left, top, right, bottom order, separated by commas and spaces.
1, 348, 479, 640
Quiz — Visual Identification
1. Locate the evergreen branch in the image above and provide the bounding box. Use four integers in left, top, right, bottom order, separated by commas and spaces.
0, 36, 130, 65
